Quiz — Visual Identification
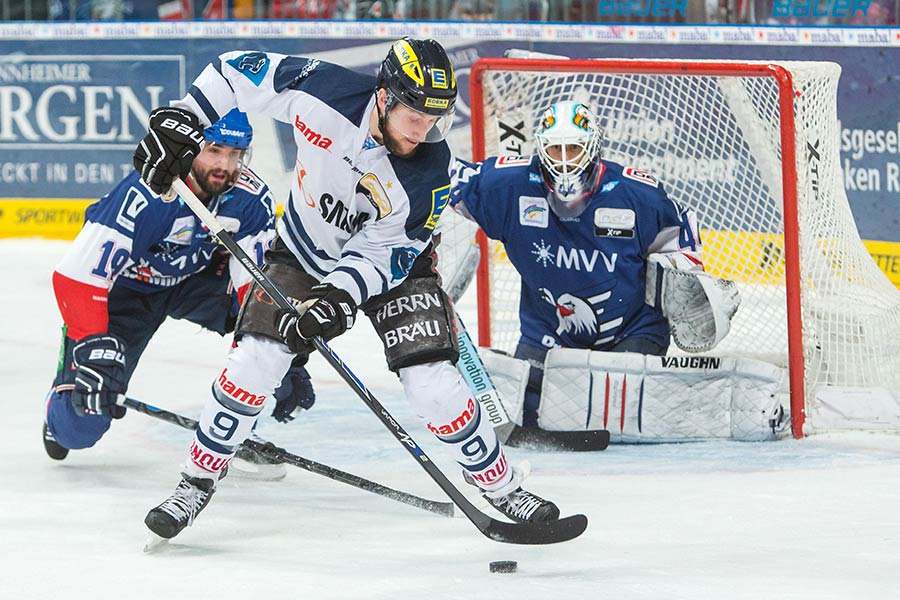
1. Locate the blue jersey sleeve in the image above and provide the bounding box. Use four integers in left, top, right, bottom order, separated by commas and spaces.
83, 172, 173, 260
451, 156, 536, 243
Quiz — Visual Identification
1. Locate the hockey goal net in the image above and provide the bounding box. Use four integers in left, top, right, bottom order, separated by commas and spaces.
439, 54, 900, 438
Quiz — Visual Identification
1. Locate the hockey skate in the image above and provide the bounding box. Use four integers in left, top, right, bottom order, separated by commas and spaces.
465, 461, 560, 523
42, 422, 69, 461
144, 474, 216, 541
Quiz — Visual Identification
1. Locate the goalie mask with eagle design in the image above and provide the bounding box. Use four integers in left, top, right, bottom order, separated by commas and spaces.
534, 101, 604, 218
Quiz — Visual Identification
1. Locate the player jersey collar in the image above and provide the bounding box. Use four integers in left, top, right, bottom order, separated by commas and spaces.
355, 94, 380, 154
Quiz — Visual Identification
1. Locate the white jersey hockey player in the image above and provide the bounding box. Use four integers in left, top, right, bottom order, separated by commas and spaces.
132, 38, 565, 541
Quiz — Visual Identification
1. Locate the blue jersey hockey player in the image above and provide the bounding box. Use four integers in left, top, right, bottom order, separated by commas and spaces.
43, 109, 315, 461
451, 101, 736, 429
133, 38, 563, 542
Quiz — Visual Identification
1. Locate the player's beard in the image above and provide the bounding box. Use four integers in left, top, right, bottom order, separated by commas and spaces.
381, 125, 420, 159
194, 167, 235, 197
378, 105, 421, 159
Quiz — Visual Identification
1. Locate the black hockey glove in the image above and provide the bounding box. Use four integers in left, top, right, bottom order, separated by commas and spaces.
275, 284, 357, 353
70, 334, 128, 419
133, 107, 204, 195
272, 363, 316, 423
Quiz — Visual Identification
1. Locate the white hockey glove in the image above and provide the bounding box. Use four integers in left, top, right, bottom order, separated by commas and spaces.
645, 253, 741, 353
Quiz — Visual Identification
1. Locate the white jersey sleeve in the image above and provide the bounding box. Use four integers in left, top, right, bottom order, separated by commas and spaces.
172, 50, 455, 307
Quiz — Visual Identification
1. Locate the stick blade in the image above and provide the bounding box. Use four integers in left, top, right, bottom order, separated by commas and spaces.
505, 428, 610, 452
481, 513, 588, 545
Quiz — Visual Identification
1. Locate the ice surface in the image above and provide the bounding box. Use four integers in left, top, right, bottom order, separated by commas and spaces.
3, 239, 900, 600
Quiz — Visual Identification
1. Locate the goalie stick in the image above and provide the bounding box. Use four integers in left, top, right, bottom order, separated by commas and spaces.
121, 396, 455, 517
170, 178, 587, 545
443, 233, 610, 451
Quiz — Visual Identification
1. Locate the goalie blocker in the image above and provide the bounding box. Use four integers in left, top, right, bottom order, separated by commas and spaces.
483, 348, 789, 443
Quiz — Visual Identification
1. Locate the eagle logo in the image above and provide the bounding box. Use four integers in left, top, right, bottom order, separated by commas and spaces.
539, 287, 623, 348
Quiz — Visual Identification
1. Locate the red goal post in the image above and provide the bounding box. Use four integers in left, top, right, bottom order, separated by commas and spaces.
459, 55, 900, 438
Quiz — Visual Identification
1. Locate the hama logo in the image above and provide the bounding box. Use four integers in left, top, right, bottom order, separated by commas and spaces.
427, 398, 478, 436
294, 116, 332, 150
424, 184, 451, 231
217, 368, 266, 407
226, 52, 270, 86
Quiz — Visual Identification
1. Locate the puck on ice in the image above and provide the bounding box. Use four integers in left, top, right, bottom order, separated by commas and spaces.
489, 561, 518, 573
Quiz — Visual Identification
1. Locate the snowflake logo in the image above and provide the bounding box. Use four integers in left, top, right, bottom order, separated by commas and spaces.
531, 239, 555, 267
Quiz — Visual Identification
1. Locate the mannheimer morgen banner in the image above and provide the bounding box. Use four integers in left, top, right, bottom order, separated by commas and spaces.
2, 21, 900, 252
0, 53, 184, 194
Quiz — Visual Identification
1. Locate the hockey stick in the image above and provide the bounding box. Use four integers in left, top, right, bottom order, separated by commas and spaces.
171, 178, 587, 545
443, 235, 609, 451
122, 396, 455, 518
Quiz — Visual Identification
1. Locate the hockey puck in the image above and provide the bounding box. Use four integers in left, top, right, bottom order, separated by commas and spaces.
489, 560, 518, 574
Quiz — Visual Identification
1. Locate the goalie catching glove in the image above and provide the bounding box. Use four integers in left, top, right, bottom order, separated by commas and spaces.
71, 334, 128, 418
133, 107, 204, 195
275, 283, 357, 353
645, 253, 741, 353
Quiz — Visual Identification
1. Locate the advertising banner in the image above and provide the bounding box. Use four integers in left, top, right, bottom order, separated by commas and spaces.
2, 21, 900, 282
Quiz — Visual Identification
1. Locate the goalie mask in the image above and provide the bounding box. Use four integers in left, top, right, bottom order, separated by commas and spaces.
534, 102, 604, 218
191, 108, 253, 195
377, 37, 457, 144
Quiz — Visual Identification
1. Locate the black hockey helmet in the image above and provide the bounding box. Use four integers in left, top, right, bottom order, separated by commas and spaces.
377, 38, 457, 142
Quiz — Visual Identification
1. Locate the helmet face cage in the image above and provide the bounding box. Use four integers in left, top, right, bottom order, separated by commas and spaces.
534, 102, 604, 217
378, 37, 457, 143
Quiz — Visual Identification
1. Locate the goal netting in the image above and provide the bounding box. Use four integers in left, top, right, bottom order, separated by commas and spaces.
437, 54, 900, 437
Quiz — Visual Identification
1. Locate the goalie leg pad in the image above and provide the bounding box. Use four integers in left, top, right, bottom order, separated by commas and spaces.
479, 350, 531, 428
365, 272, 459, 372
399, 361, 512, 492
538, 348, 786, 442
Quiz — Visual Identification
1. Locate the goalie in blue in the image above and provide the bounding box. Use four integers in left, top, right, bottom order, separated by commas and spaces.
451, 101, 740, 430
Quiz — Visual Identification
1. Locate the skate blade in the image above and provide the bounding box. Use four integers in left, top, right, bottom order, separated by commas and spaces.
143, 531, 170, 553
